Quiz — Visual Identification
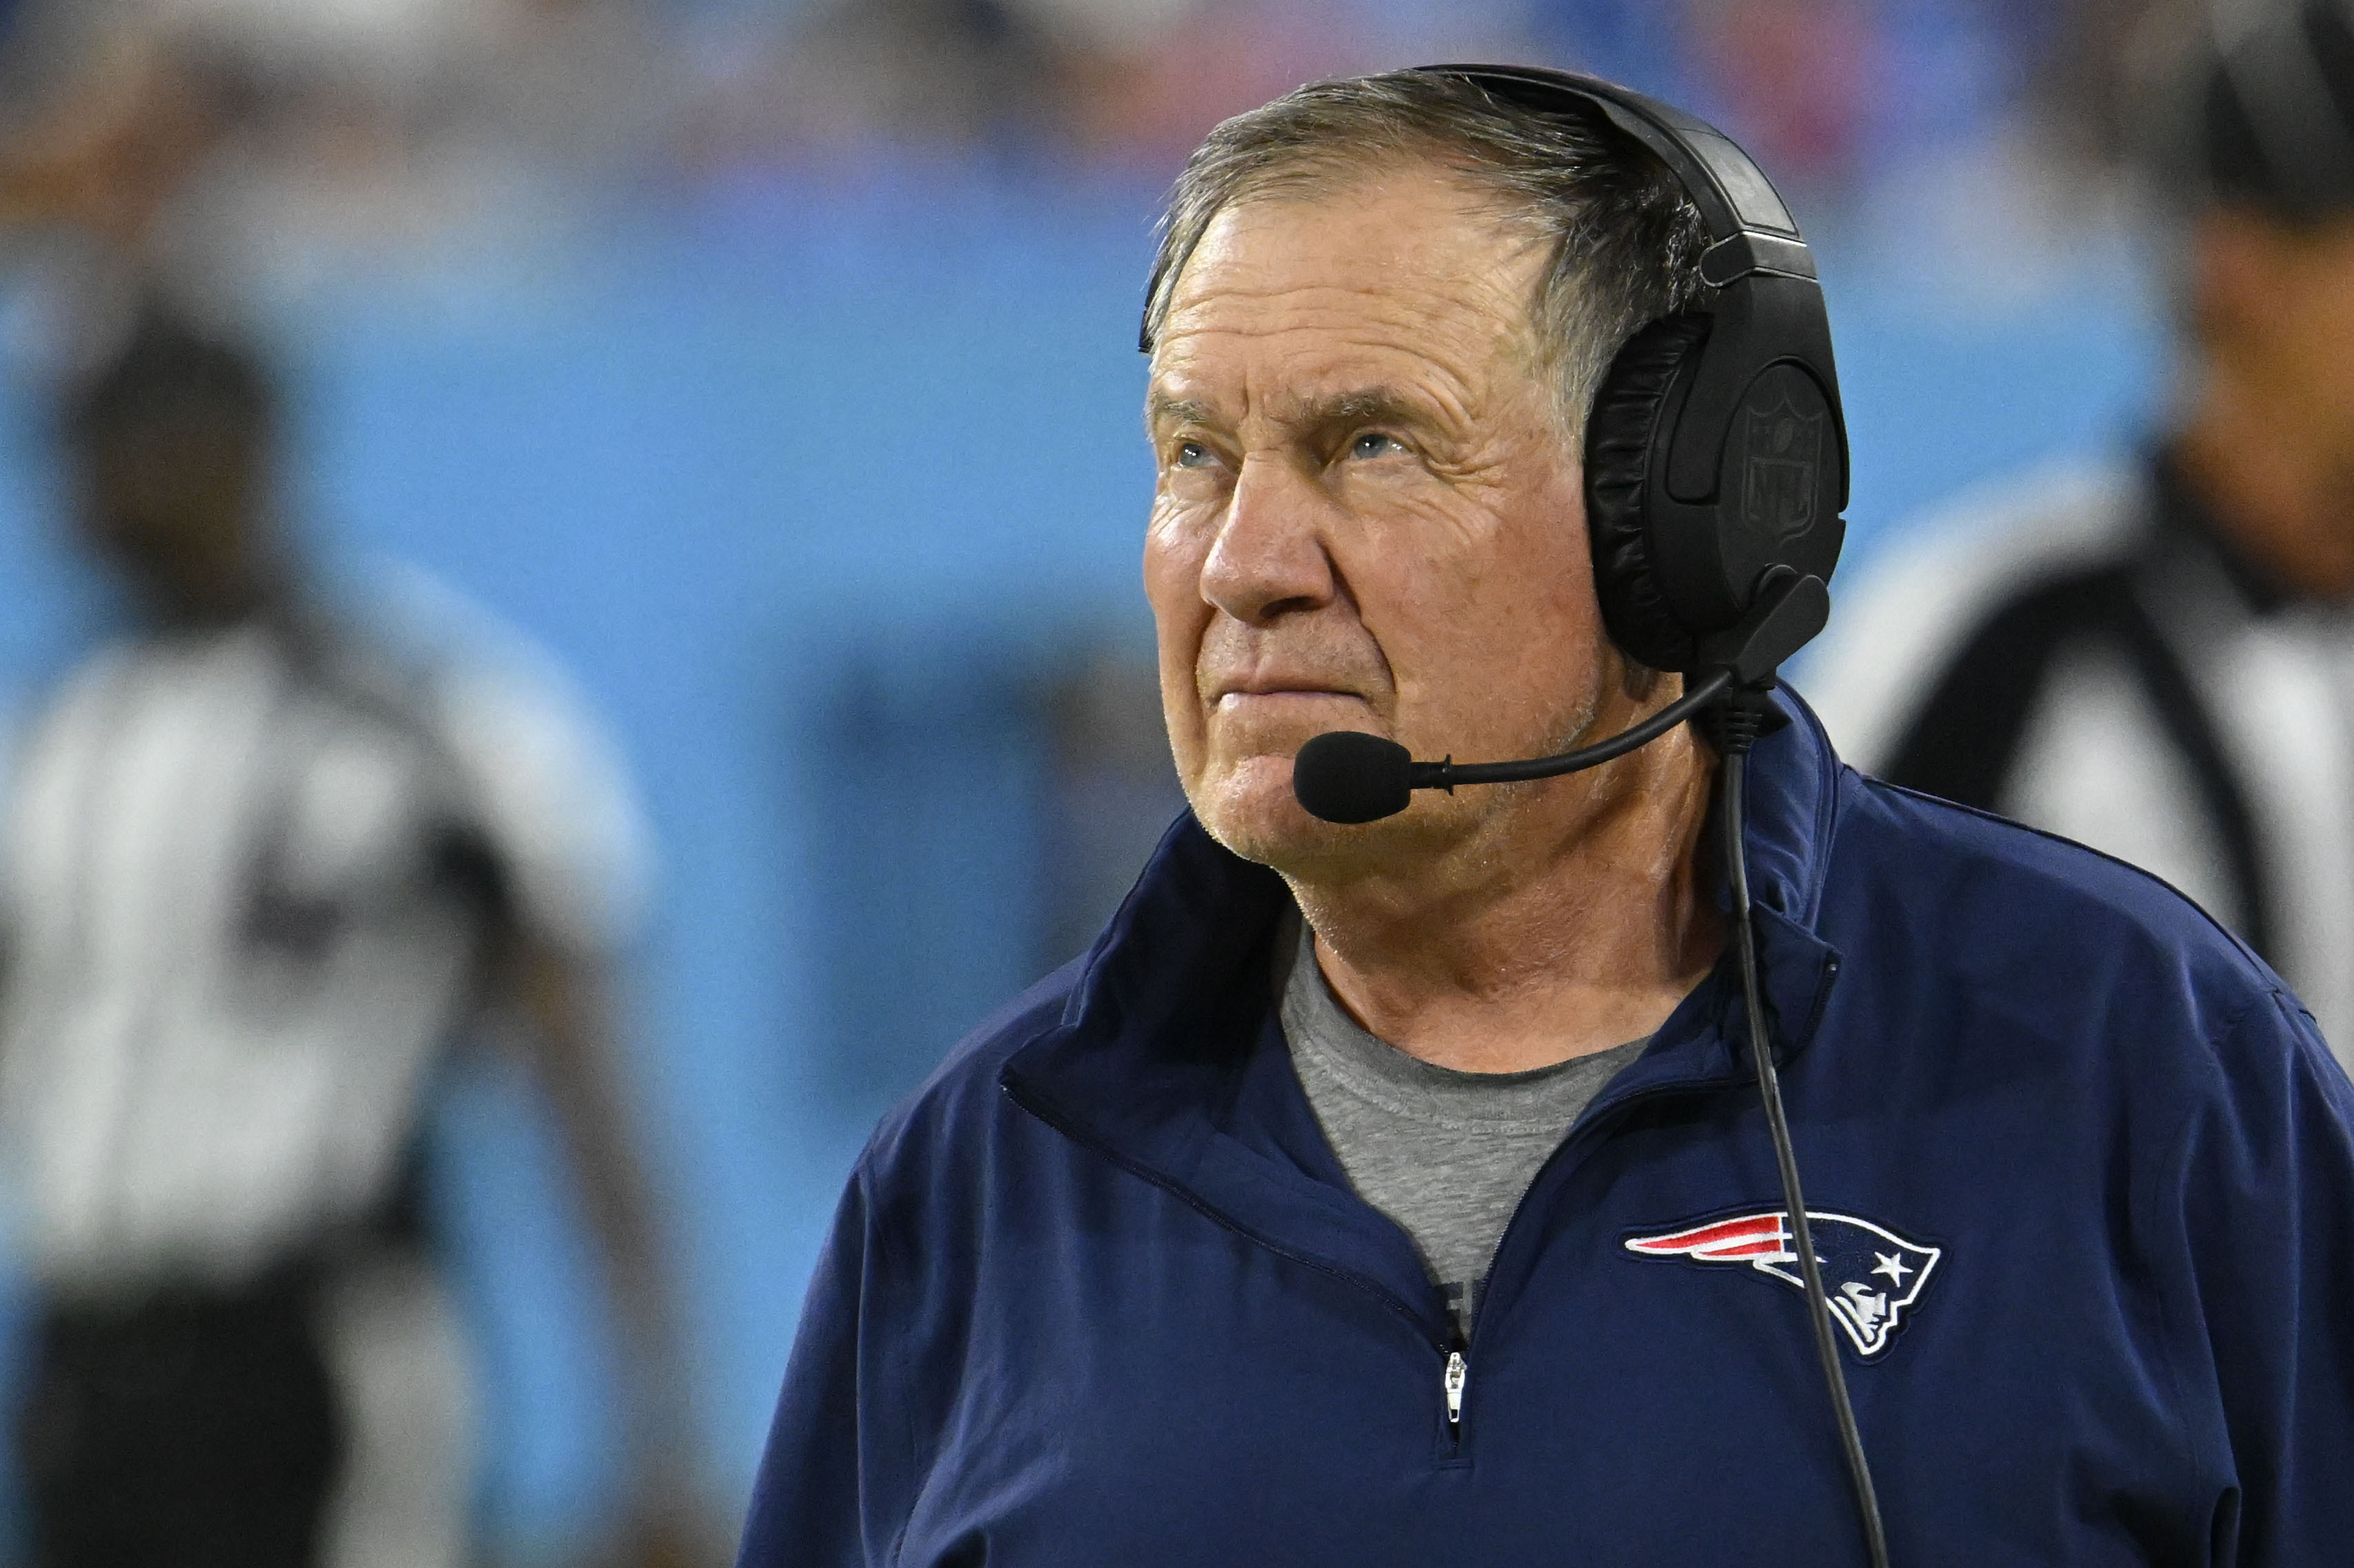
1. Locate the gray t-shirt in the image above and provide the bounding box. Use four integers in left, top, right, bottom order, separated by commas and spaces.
1278, 917, 1647, 1340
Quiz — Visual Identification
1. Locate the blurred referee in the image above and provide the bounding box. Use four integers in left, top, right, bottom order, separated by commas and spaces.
1808, 0, 2354, 1065
0, 312, 701, 1568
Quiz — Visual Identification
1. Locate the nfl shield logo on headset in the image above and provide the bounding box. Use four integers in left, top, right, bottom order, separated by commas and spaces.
1626, 1210, 1942, 1358
1740, 393, 1822, 543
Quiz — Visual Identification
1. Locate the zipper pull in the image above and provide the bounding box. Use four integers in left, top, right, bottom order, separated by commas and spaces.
1443, 1349, 1467, 1430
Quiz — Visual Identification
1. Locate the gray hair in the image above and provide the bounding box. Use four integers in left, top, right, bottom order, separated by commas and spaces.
1141, 70, 1713, 450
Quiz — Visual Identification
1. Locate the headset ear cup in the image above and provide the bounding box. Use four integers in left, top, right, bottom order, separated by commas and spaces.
1583, 313, 1711, 673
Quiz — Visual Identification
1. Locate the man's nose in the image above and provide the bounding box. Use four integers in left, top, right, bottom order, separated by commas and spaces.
1199, 454, 1338, 626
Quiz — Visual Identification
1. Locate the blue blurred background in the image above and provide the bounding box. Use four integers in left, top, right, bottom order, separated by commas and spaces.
0, 0, 2182, 1558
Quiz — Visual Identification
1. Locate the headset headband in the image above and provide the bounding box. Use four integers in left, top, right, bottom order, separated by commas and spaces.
1416, 62, 1848, 664
1141, 65, 1820, 349
1417, 63, 1817, 289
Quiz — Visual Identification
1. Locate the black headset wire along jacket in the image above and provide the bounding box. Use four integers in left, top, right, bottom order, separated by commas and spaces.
1274, 64, 1889, 1568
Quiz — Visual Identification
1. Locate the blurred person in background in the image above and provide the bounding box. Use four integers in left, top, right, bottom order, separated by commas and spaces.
1805, 0, 2354, 1067
0, 311, 704, 1568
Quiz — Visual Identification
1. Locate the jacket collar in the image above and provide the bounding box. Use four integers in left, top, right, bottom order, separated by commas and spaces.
1000, 689, 1846, 1322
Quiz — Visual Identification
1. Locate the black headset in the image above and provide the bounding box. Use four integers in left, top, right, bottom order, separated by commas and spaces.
1415, 65, 1849, 676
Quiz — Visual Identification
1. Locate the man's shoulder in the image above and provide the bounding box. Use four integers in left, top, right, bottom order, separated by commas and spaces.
321, 565, 653, 949
1827, 761, 2285, 1027
1820, 765, 2354, 1149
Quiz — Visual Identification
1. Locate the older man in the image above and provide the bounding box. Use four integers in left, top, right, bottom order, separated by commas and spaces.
738, 68, 2354, 1566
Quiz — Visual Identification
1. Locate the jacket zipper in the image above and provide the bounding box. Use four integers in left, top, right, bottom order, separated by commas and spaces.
1438, 1093, 1661, 1446
1009, 1066, 1764, 1451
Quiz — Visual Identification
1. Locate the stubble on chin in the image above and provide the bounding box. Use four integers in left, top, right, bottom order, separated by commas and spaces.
1180, 683, 1621, 885
1187, 746, 1446, 880
1180, 748, 1294, 864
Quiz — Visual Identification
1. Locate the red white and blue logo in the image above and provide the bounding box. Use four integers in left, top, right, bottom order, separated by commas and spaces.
1625, 1210, 1942, 1360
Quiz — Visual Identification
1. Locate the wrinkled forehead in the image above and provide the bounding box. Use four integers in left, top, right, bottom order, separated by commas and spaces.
1153, 170, 1553, 392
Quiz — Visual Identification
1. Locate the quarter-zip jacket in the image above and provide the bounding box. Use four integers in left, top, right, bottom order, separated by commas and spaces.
738, 691, 2354, 1567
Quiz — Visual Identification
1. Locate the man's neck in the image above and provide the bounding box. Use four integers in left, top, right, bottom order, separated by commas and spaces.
139, 553, 290, 632
1284, 723, 1722, 1075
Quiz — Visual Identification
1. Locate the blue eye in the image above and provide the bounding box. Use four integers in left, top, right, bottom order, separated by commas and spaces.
1174, 440, 1212, 468
1350, 432, 1402, 459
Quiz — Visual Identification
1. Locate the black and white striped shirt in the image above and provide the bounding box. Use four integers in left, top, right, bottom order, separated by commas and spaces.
0, 590, 645, 1295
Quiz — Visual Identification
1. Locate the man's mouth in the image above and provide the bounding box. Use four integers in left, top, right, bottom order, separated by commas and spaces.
1211, 684, 1360, 709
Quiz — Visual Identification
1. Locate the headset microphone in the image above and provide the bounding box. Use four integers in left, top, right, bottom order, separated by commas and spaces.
1292, 571, 1827, 826
1276, 65, 1891, 1568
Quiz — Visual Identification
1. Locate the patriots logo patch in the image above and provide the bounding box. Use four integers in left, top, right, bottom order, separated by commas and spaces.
1626, 1211, 1942, 1359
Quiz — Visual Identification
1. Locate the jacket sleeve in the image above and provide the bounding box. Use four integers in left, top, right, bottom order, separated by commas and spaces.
2169, 992, 2354, 1564
736, 1165, 908, 1568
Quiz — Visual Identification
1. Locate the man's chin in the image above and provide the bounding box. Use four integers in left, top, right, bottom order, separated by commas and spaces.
1185, 756, 1309, 861
1189, 755, 1436, 874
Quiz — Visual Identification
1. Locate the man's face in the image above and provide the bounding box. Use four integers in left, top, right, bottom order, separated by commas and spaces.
2195, 209, 2354, 465
74, 408, 269, 621
2185, 207, 2354, 596
1144, 165, 1623, 871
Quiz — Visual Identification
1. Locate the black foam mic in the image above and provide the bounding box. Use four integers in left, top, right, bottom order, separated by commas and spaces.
1293, 732, 1414, 824
1289, 671, 1731, 825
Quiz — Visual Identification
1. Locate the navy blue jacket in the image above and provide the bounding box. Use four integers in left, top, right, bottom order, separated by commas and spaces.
739, 693, 2354, 1566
